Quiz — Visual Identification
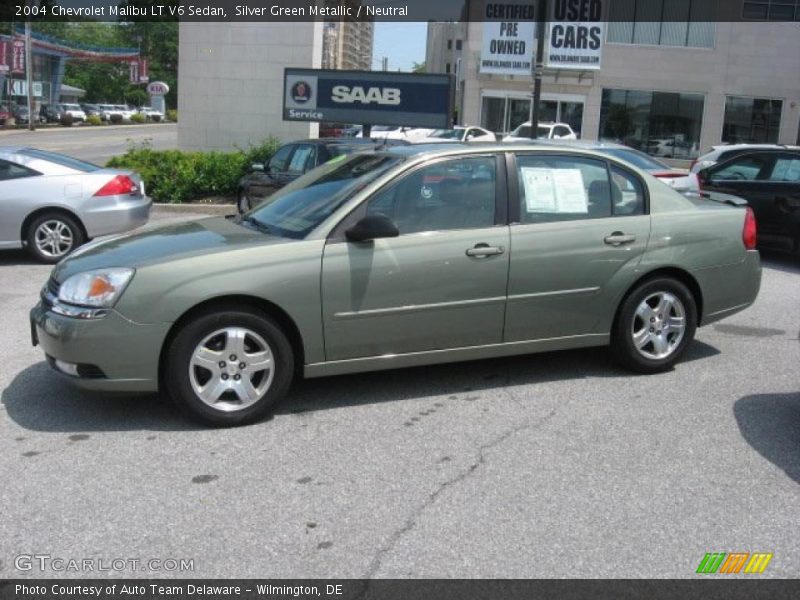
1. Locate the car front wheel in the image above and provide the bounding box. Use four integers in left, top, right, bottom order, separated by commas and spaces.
164, 307, 294, 426
611, 277, 697, 373
26, 212, 85, 263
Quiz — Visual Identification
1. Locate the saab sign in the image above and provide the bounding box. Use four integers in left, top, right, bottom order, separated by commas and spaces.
283, 69, 454, 128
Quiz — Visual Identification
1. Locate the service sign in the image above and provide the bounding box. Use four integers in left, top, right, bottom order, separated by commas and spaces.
547, 0, 605, 70
479, 1, 535, 76
283, 69, 454, 128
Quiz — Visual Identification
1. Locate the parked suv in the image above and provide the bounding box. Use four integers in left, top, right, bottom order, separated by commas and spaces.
503, 122, 577, 141
59, 104, 87, 122
696, 147, 800, 253
691, 143, 800, 173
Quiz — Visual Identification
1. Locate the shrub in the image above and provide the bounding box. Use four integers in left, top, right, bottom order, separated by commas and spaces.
86, 114, 102, 126
60, 113, 74, 127
166, 109, 177, 122
130, 112, 146, 124
106, 137, 281, 204
110, 113, 123, 124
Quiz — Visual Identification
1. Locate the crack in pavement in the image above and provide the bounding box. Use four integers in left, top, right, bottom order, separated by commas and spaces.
360, 406, 558, 581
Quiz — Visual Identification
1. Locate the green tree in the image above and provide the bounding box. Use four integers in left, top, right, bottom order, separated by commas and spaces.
412, 61, 426, 73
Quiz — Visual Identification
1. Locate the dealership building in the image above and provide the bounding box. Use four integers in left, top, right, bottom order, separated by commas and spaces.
179, 0, 800, 158
427, 0, 800, 160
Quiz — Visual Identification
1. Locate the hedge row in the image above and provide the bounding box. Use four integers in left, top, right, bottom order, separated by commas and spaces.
106, 138, 280, 204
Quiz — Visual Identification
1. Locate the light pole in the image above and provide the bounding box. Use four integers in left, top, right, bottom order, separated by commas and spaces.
25, 11, 34, 131
528, 0, 547, 139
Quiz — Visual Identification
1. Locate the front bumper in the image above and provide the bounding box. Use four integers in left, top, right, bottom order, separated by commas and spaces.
81, 196, 152, 238
30, 300, 170, 392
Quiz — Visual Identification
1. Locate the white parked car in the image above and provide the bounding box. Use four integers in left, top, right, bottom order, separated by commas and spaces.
417, 126, 497, 143
358, 125, 435, 141
503, 122, 577, 142
59, 103, 86, 122
137, 106, 165, 121
103, 105, 134, 121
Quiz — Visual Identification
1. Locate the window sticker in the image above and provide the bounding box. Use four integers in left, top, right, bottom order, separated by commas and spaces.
521, 167, 588, 213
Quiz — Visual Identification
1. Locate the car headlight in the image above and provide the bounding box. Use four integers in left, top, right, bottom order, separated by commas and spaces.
58, 268, 135, 307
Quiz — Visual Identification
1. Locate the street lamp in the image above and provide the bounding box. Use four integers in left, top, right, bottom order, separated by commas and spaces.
528, 0, 548, 139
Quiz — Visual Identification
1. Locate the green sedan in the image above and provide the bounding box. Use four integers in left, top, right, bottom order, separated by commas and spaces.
31, 144, 761, 426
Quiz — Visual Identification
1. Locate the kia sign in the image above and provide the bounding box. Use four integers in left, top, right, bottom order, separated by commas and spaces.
283, 69, 454, 129
147, 81, 170, 95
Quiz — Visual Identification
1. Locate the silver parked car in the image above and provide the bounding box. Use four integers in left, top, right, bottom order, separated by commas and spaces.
0, 147, 151, 263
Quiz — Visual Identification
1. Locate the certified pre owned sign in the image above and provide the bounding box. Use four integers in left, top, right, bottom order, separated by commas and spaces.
283, 68, 453, 129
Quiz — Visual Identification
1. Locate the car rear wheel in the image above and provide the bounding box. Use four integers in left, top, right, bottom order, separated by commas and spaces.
611, 277, 697, 373
164, 307, 294, 426
26, 212, 85, 264
237, 190, 251, 214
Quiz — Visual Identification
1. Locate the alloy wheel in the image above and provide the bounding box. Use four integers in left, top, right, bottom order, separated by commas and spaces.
630, 292, 686, 360
34, 220, 74, 258
189, 327, 275, 412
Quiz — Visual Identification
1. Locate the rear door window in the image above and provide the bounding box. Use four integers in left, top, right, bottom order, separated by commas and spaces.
768, 155, 800, 182
711, 154, 772, 181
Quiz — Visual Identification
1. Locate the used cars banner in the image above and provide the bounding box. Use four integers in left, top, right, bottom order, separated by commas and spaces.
547, 0, 605, 70
283, 68, 454, 129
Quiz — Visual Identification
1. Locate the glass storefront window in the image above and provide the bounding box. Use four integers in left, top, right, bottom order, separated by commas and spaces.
599, 89, 705, 159
481, 96, 584, 137
722, 96, 783, 144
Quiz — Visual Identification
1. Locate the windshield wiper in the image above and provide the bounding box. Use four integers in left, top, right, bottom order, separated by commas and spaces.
240, 215, 272, 234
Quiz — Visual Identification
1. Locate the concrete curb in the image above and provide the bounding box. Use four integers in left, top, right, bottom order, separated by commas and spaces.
153, 202, 235, 215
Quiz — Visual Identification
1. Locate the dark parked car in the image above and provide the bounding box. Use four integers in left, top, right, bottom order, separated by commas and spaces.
696, 148, 800, 252
0, 107, 11, 125
81, 104, 103, 119
40, 104, 63, 123
236, 138, 402, 213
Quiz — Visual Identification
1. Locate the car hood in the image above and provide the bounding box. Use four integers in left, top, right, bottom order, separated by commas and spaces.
52, 216, 290, 282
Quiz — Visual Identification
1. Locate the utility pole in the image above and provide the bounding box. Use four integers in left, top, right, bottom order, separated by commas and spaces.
25, 17, 34, 131
529, 0, 547, 139
381, 56, 388, 71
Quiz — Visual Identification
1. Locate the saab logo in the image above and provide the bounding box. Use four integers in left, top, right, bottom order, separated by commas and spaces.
331, 85, 401, 106
291, 81, 312, 104
696, 552, 773, 574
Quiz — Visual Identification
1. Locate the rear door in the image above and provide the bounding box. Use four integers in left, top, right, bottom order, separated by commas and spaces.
505, 152, 651, 342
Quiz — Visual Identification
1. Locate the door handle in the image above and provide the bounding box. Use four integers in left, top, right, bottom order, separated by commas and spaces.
466, 243, 505, 257
604, 232, 636, 246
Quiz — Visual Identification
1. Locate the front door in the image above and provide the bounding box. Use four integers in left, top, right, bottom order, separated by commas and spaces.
505, 153, 652, 342
321, 155, 510, 361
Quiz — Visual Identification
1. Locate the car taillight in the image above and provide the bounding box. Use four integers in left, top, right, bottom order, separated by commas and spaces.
94, 175, 137, 196
743, 206, 757, 250
653, 171, 684, 179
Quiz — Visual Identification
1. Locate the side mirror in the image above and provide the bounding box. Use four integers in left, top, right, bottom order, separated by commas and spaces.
250, 163, 264, 172
345, 214, 399, 242
697, 168, 711, 186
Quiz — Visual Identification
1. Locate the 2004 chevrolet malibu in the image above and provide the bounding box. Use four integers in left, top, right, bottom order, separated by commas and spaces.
31, 144, 761, 426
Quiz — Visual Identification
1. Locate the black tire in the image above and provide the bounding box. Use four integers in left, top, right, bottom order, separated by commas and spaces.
611, 277, 697, 374
26, 212, 85, 264
164, 306, 294, 427
237, 189, 252, 214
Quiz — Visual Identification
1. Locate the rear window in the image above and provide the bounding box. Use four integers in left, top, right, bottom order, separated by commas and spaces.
601, 148, 671, 171
19, 148, 101, 173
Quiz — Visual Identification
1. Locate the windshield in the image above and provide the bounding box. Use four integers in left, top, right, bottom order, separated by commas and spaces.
511, 125, 552, 138
429, 129, 464, 140
372, 125, 399, 132
245, 153, 403, 239
19, 148, 101, 172
601, 148, 671, 171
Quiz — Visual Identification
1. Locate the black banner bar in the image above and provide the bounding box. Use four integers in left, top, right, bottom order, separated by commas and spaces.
1, 0, 799, 23
3, 580, 800, 600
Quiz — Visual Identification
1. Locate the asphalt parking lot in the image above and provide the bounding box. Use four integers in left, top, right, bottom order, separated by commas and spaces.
1, 211, 798, 578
